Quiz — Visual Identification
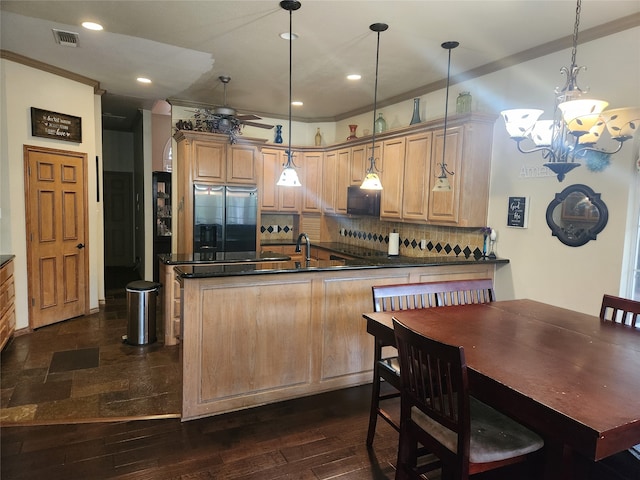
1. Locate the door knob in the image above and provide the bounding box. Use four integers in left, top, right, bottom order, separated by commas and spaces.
76, 243, 85, 249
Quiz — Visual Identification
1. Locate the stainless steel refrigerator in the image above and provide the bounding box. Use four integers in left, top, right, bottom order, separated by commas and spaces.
193, 185, 258, 253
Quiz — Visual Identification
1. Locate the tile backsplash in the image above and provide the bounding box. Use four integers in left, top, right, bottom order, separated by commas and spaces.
261, 214, 491, 259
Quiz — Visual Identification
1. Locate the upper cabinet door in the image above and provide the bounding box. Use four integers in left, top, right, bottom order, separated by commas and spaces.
379, 138, 406, 220
322, 150, 338, 214
335, 149, 351, 214
193, 140, 226, 182
227, 143, 258, 184
402, 132, 433, 222
301, 151, 323, 213
428, 125, 463, 224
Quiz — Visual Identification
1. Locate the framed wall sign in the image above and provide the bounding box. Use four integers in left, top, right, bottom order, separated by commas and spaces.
507, 196, 529, 228
31, 107, 82, 143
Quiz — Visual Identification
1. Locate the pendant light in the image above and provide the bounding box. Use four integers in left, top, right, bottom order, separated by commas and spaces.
360, 22, 388, 190
432, 41, 458, 192
277, 0, 302, 187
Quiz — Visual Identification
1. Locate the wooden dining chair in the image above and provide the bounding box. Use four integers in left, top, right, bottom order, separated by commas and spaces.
599, 294, 640, 327
392, 318, 544, 480
367, 278, 495, 446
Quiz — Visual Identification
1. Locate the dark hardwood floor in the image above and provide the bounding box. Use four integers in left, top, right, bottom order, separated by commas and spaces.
1, 278, 638, 479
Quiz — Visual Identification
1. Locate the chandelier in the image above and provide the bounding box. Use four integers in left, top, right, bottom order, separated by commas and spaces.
501, 0, 639, 182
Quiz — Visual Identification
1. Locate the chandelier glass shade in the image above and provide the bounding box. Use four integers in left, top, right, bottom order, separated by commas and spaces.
500, 0, 639, 182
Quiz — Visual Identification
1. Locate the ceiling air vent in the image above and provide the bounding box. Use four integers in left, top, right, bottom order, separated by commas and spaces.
52, 29, 79, 47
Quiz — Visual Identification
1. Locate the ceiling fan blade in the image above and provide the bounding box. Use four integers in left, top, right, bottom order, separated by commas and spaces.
242, 120, 274, 129
236, 114, 262, 121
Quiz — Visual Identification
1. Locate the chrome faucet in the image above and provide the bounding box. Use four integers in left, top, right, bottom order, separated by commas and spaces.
295, 233, 311, 262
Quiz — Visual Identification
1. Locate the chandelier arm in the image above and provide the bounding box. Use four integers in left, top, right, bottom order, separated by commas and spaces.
514, 140, 558, 163
576, 142, 624, 157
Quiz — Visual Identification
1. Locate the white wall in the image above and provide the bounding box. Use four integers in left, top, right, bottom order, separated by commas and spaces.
0, 59, 102, 330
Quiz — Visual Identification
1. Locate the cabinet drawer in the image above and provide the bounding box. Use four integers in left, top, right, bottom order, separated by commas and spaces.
0, 260, 14, 285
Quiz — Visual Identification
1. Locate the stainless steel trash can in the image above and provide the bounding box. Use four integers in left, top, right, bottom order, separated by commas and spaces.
125, 280, 161, 345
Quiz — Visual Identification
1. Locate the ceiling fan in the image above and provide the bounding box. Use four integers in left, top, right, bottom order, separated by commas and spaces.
184, 76, 274, 141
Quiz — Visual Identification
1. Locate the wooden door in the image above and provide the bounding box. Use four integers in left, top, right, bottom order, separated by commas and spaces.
103, 171, 134, 266
24, 145, 89, 329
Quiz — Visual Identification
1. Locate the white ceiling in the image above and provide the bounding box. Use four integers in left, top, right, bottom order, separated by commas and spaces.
1, 1, 639, 131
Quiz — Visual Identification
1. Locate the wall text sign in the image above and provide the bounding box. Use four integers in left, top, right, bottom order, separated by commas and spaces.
507, 196, 529, 228
31, 107, 82, 143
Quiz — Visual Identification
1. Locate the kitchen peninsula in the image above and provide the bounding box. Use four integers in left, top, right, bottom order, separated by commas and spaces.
169, 246, 507, 420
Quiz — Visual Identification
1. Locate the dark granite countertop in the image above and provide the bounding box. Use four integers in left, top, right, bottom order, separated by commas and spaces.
0, 255, 15, 268
159, 250, 290, 265
176, 255, 508, 279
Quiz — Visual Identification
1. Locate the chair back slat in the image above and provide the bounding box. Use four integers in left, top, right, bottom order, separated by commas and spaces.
372, 278, 494, 313
393, 318, 468, 454
600, 294, 640, 327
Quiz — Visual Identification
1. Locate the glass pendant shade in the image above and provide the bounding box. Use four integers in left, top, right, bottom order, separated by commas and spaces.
558, 99, 608, 133
530, 120, 555, 146
361, 172, 383, 190
501, 109, 544, 139
277, 165, 301, 187
432, 175, 452, 192
578, 118, 606, 144
602, 107, 640, 141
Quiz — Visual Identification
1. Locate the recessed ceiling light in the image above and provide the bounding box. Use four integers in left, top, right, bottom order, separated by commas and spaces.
81, 21, 103, 31
292, 101, 303, 106
347, 74, 361, 81
137, 77, 152, 84
280, 32, 299, 40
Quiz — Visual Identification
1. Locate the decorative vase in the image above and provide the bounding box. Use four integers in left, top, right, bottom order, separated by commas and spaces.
274, 125, 283, 144
410, 98, 421, 125
347, 124, 358, 140
456, 91, 472, 114
374, 113, 387, 134
315, 128, 322, 146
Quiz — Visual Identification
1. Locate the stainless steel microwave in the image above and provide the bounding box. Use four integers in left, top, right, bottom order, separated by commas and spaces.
347, 186, 381, 216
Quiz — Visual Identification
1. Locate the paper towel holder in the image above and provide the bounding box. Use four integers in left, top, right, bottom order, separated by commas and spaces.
388, 231, 400, 256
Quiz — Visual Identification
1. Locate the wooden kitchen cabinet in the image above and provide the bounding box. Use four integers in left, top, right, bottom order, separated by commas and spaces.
427, 119, 493, 226
301, 151, 323, 213
227, 142, 260, 184
261, 148, 300, 213
379, 137, 407, 219
175, 130, 266, 253
0, 258, 16, 351
350, 144, 367, 186
322, 148, 351, 215
401, 132, 433, 222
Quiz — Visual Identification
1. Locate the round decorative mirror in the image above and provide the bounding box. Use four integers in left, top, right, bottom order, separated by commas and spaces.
545, 184, 608, 247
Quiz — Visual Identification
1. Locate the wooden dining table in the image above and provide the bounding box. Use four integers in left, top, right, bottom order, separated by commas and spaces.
364, 299, 640, 480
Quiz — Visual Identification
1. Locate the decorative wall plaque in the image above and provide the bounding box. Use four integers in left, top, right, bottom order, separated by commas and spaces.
31, 107, 82, 143
507, 196, 529, 228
